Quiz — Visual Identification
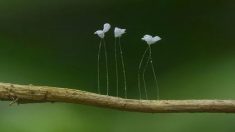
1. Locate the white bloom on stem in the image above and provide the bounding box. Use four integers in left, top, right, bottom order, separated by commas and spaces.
141, 35, 161, 45
114, 27, 126, 38
94, 23, 111, 38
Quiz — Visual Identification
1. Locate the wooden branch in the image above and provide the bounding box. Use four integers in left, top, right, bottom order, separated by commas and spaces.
0, 82, 235, 113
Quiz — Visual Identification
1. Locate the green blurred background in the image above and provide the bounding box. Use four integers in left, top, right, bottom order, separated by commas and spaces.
1, 0, 235, 131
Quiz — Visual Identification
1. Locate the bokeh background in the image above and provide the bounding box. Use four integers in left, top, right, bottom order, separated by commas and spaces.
0, 0, 235, 131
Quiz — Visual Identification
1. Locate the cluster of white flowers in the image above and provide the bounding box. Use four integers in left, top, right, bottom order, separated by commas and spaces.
94, 23, 162, 99
94, 23, 126, 39
94, 23, 161, 45
94, 23, 128, 97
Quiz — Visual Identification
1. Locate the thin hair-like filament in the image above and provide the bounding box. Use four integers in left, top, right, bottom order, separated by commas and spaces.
114, 38, 119, 96
118, 38, 127, 98
103, 39, 109, 95
149, 45, 160, 99
142, 47, 151, 99
97, 39, 102, 94
138, 47, 149, 99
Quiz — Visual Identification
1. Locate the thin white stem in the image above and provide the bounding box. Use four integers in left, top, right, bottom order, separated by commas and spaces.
138, 47, 149, 99
149, 45, 160, 100
142, 46, 151, 99
103, 39, 109, 95
97, 39, 102, 94
118, 38, 127, 98
114, 38, 119, 97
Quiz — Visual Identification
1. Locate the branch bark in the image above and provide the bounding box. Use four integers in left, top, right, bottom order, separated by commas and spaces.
0, 82, 235, 113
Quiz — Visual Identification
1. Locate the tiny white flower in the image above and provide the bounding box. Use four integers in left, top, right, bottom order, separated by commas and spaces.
141, 34, 161, 45
94, 30, 105, 38
114, 27, 126, 38
94, 23, 111, 38
103, 23, 111, 33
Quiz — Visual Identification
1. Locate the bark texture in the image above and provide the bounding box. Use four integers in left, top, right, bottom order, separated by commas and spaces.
0, 82, 235, 113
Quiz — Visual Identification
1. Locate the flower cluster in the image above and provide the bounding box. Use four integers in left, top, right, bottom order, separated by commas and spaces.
94, 22, 162, 99
94, 23, 126, 39
94, 23, 161, 45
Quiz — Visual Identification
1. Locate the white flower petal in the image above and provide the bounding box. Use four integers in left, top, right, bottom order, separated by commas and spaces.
114, 27, 126, 38
94, 30, 105, 38
103, 23, 111, 33
141, 34, 152, 43
142, 34, 161, 45
143, 35, 152, 38
153, 36, 161, 42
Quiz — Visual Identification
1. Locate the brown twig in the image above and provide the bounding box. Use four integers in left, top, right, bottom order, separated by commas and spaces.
0, 82, 235, 113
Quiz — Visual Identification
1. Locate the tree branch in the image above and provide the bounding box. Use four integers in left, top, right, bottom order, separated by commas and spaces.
0, 82, 235, 113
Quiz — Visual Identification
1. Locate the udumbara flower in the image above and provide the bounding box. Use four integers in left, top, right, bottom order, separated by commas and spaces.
94, 23, 111, 38
141, 35, 161, 45
94, 23, 111, 95
113, 27, 127, 98
139, 34, 161, 100
114, 27, 126, 38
